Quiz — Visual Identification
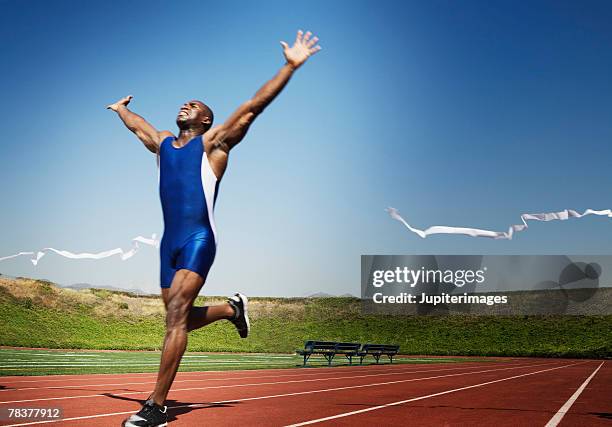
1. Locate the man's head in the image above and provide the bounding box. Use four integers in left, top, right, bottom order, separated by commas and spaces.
176, 100, 214, 132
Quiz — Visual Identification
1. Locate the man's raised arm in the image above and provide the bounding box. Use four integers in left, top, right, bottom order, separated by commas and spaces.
106, 95, 169, 154
209, 30, 321, 150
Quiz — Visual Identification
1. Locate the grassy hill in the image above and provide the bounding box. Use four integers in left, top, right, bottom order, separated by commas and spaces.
0, 277, 610, 358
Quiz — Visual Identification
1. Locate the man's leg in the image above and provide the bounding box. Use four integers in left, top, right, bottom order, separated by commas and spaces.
149, 269, 231, 406
161, 286, 236, 332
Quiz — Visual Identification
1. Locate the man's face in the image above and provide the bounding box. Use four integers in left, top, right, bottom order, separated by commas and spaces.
176, 100, 209, 129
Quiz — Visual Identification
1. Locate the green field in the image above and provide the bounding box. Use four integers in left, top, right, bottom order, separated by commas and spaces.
0, 277, 610, 363
0, 348, 478, 376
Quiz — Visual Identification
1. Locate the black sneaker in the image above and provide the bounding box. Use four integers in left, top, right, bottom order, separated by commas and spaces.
123, 399, 168, 427
228, 293, 250, 338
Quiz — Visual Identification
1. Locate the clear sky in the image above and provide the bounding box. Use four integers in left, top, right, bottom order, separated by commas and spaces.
0, 0, 611, 296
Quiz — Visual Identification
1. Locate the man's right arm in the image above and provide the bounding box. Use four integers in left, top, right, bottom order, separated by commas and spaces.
106, 95, 171, 154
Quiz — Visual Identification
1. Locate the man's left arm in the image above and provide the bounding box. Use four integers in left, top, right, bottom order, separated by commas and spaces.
208, 30, 321, 151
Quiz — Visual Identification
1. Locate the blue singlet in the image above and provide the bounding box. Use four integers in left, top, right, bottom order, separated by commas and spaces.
158, 135, 219, 288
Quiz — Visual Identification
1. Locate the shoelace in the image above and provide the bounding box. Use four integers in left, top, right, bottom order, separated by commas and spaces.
140, 402, 166, 417
138, 404, 154, 418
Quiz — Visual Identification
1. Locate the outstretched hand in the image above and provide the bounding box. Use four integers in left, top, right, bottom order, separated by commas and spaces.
281, 30, 321, 69
106, 95, 133, 111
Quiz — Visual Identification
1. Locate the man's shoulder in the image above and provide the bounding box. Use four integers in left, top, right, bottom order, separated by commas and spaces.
203, 126, 222, 142
158, 130, 175, 140
203, 126, 227, 150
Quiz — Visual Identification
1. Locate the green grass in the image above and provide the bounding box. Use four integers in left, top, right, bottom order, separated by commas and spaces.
0, 278, 610, 365
0, 348, 478, 376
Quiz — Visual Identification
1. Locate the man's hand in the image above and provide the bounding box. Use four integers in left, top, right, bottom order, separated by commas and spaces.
106, 95, 133, 112
281, 30, 321, 69
106, 94, 164, 154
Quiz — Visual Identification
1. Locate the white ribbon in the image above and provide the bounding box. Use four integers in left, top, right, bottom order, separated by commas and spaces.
387, 207, 612, 240
0, 234, 160, 266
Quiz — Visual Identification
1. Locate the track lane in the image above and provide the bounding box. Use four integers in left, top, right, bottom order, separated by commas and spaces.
2, 359, 607, 427
0, 356, 513, 383
0, 361, 516, 400
286, 361, 599, 426
0, 362, 523, 406
556, 361, 610, 427
1, 360, 560, 426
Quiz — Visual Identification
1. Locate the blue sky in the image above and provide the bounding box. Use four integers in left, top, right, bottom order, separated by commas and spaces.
0, 0, 611, 296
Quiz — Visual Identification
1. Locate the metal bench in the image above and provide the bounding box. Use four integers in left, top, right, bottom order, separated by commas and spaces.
357, 344, 400, 364
334, 342, 361, 365
296, 341, 361, 366
296, 341, 337, 366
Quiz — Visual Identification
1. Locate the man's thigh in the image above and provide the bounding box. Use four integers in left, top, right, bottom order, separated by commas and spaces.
162, 269, 205, 310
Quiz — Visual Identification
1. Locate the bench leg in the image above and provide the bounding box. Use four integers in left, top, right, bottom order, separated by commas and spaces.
374, 354, 380, 364
389, 355, 394, 364
324, 353, 334, 366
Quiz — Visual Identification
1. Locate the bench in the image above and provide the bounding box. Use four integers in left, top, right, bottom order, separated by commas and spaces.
357, 344, 400, 364
334, 342, 361, 365
296, 341, 361, 366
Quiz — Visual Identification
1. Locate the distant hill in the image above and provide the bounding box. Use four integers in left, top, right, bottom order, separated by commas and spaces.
0, 275, 150, 295
306, 292, 358, 298
65, 282, 149, 295
306, 292, 334, 298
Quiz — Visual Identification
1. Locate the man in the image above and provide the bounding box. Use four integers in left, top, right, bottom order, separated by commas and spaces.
107, 30, 320, 427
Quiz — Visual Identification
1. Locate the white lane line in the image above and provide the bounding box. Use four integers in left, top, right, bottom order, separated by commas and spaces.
0, 359, 484, 369
1, 359, 115, 362
22, 354, 102, 357
0, 359, 505, 382
544, 361, 605, 427
0, 354, 102, 358
0, 361, 293, 367
0, 362, 512, 393
242, 356, 295, 359
0, 359, 419, 367
0, 364, 420, 386
0, 352, 292, 359
3, 362, 583, 426
0, 359, 506, 384
285, 361, 590, 426
0, 358, 300, 365
0, 361, 556, 405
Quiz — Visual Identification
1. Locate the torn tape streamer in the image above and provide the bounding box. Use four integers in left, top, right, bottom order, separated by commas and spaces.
387, 207, 611, 240
0, 235, 159, 265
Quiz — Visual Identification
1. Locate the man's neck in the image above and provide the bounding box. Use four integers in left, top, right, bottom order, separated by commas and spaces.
177, 127, 204, 143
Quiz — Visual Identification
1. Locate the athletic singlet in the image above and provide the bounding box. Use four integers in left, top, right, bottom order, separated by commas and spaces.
157, 135, 219, 287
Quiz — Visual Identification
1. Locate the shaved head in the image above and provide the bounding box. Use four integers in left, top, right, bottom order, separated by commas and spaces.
193, 100, 214, 130
176, 100, 214, 131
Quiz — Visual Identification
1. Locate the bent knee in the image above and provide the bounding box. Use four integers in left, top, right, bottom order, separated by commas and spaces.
166, 297, 192, 328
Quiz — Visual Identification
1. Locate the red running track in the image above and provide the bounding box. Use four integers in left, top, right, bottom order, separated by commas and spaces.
0, 358, 608, 426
